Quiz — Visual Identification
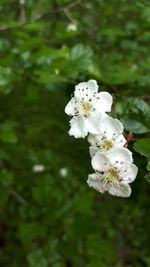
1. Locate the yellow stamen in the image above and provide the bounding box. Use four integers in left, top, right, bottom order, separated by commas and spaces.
104, 169, 120, 183
100, 139, 113, 151
79, 101, 94, 116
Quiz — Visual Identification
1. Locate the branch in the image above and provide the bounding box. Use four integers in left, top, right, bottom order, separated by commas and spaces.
67, 0, 82, 9
7, 187, 28, 205
63, 8, 77, 24
0, 0, 81, 32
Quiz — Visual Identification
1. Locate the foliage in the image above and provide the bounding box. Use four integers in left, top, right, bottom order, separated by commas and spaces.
134, 138, 150, 171
0, 0, 150, 266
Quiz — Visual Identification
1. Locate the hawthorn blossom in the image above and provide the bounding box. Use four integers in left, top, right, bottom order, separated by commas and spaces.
65, 79, 138, 198
67, 23, 77, 32
88, 115, 126, 157
32, 164, 45, 172
87, 148, 138, 197
65, 80, 113, 138
59, 167, 68, 177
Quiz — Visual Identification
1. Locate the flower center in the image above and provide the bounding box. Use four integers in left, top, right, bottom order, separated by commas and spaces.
79, 100, 94, 116
104, 169, 120, 183
100, 139, 113, 151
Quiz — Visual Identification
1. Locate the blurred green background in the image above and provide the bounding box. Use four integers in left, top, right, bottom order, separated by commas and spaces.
0, 0, 150, 266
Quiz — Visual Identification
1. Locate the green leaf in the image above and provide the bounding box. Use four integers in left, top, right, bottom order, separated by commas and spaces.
0, 66, 12, 85
0, 187, 7, 207
144, 173, 150, 182
0, 66, 13, 93
147, 161, 150, 171
27, 250, 48, 267
128, 98, 150, 116
73, 191, 94, 214
121, 118, 150, 134
34, 71, 67, 84
134, 139, 150, 171
88, 62, 101, 78
86, 235, 116, 266
0, 170, 13, 186
18, 222, 46, 245
133, 139, 150, 158
69, 44, 93, 70
70, 44, 93, 61
0, 122, 17, 143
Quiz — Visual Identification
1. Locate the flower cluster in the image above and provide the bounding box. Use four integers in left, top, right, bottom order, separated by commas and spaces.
65, 80, 138, 197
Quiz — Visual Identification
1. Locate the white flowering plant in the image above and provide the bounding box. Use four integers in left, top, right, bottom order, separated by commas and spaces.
65, 80, 138, 197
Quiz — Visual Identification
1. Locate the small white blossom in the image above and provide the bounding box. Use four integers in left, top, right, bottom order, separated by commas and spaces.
59, 167, 68, 177
65, 80, 113, 138
32, 164, 45, 173
54, 69, 59, 75
88, 115, 126, 157
67, 23, 77, 32
65, 79, 138, 197
87, 148, 138, 197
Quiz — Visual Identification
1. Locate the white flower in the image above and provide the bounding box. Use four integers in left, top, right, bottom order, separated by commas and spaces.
88, 173, 132, 197
59, 167, 68, 177
65, 80, 113, 138
32, 164, 45, 173
67, 23, 77, 32
87, 148, 138, 197
88, 115, 126, 157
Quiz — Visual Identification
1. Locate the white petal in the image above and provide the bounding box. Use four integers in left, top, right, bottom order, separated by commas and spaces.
88, 131, 107, 145
69, 116, 88, 138
121, 163, 138, 183
108, 147, 133, 165
94, 92, 113, 113
92, 152, 109, 172
100, 115, 124, 139
89, 146, 98, 158
65, 97, 77, 116
74, 80, 98, 99
88, 134, 98, 145
88, 116, 124, 140
108, 182, 131, 197
84, 112, 103, 134
88, 133, 126, 151
114, 134, 126, 148
87, 173, 107, 193
87, 80, 99, 93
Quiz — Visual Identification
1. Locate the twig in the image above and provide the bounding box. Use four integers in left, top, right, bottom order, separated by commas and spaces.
0, 0, 81, 32
63, 8, 77, 24
19, 0, 27, 24
67, 0, 82, 9
7, 187, 28, 205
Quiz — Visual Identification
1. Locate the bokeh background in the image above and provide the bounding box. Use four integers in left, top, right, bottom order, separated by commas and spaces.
0, 0, 150, 266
